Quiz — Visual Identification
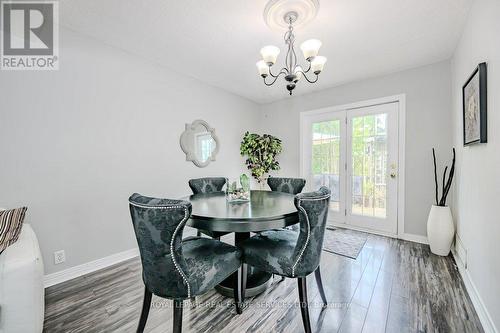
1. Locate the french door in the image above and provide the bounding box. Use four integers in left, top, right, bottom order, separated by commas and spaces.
301, 101, 399, 235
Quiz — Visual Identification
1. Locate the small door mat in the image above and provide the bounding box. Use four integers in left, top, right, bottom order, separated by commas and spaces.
322, 227, 368, 259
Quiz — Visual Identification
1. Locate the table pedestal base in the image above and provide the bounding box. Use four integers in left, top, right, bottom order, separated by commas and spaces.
215, 270, 272, 298
215, 232, 272, 298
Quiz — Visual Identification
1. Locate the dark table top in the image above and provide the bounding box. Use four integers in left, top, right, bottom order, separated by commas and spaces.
184, 190, 299, 233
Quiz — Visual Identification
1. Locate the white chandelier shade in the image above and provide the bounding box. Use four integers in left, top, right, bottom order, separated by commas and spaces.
256, 60, 271, 77
300, 39, 322, 60
294, 65, 304, 80
311, 55, 327, 74
260, 45, 281, 65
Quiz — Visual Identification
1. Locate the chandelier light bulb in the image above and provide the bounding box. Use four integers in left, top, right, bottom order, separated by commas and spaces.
256, 60, 270, 77
300, 39, 322, 61
311, 56, 327, 74
260, 45, 280, 65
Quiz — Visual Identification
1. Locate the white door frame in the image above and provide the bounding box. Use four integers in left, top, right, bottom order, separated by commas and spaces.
299, 94, 406, 238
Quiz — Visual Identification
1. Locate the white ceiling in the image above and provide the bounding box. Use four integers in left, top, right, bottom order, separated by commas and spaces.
60, 0, 472, 104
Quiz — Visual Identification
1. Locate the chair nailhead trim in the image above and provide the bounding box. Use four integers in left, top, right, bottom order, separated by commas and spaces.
129, 201, 186, 209
297, 194, 331, 202
129, 200, 192, 298
291, 193, 331, 277
292, 202, 310, 278
170, 207, 191, 298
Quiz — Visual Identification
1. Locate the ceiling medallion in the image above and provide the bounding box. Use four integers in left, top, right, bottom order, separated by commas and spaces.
257, 0, 326, 95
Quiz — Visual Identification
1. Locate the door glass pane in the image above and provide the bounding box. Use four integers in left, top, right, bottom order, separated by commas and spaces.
351, 113, 387, 218
312, 120, 340, 211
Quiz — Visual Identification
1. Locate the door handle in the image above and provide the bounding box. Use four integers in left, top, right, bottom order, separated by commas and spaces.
390, 172, 397, 179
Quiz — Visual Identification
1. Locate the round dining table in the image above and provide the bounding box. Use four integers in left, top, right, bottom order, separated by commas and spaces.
184, 190, 299, 297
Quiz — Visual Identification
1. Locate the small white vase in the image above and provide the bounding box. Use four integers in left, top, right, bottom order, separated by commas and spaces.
427, 205, 455, 256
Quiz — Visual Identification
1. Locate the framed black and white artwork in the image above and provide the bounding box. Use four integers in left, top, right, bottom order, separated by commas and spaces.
462, 62, 487, 146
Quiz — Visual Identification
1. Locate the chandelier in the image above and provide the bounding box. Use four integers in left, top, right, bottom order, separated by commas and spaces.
256, 1, 326, 95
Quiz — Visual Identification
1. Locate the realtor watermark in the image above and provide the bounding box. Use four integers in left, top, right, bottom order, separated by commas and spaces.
1, 0, 59, 70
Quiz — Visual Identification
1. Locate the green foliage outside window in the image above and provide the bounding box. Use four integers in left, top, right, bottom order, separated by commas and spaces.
311, 114, 388, 214
312, 120, 340, 175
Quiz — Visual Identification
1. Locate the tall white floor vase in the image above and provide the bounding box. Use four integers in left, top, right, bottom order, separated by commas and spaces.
427, 205, 455, 256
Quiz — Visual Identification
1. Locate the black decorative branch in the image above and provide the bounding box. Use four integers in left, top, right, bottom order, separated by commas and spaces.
432, 148, 456, 206
433, 149, 439, 205
442, 166, 448, 199
440, 148, 456, 206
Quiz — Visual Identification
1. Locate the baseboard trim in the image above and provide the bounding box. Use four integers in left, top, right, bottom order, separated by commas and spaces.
44, 248, 139, 288
399, 233, 428, 245
451, 250, 498, 333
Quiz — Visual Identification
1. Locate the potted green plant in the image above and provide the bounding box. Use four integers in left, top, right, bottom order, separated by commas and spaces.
240, 131, 282, 187
427, 148, 456, 256
226, 174, 251, 203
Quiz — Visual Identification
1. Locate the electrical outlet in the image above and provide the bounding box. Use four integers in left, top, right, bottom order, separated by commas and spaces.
54, 250, 66, 265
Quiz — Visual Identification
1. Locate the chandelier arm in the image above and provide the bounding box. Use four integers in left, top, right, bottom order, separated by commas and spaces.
298, 71, 319, 84
263, 71, 286, 86
291, 43, 298, 72
284, 42, 291, 72
288, 40, 296, 72
269, 66, 289, 78
301, 61, 312, 73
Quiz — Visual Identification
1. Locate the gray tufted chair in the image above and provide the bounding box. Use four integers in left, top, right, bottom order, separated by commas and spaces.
188, 177, 227, 194
239, 187, 331, 333
267, 177, 306, 233
188, 177, 229, 239
267, 177, 306, 195
129, 193, 244, 333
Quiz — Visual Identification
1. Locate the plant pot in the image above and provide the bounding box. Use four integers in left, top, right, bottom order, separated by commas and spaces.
427, 205, 455, 256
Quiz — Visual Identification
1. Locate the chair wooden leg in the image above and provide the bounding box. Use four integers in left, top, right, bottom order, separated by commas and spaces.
173, 299, 183, 333
314, 266, 328, 307
241, 263, 247, 303
137, 288, 152, 333
233, 267, 243, 314
297, 277, 312, 333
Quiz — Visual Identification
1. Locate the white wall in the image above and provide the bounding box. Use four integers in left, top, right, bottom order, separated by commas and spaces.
259, 61, 452, 237
451, 0, 500, 330
0, 28, 260, 275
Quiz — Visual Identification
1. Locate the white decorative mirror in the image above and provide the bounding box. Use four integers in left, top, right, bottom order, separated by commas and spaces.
180, 120, 219, 168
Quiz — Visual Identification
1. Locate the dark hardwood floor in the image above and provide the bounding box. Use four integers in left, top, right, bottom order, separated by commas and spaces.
43, 232, 483, 332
